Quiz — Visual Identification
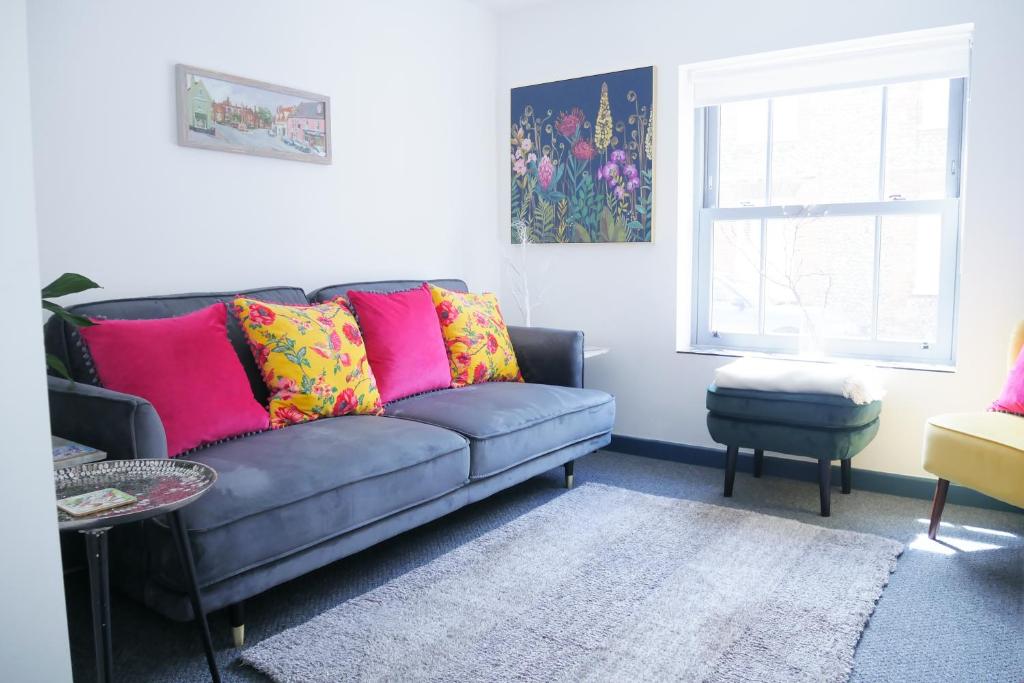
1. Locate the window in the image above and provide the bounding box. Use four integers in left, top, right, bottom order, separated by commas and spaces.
692, 62, 967, 364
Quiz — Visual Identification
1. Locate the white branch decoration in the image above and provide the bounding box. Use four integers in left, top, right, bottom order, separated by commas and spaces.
505, 220, 548, 327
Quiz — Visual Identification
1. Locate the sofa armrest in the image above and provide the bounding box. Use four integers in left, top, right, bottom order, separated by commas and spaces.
508, 326, 584, 388
47, 376, 168, 461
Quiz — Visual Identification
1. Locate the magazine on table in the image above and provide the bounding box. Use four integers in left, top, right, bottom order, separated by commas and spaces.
52, 436, 106, 469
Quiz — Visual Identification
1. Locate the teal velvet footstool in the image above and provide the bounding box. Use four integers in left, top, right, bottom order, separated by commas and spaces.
706, 383, 882, 516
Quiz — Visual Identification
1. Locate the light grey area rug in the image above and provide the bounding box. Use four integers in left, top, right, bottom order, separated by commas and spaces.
240, 483, 903, 682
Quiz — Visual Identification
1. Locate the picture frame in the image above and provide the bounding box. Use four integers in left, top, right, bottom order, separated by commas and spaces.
510, 66, 655, 243
175, 64, 332, 165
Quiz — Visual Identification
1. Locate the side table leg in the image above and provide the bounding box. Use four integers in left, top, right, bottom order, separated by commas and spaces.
82, 528, 113, 683
167, 511, 221, 683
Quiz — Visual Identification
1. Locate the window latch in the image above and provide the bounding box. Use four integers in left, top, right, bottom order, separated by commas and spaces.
921, 341, 931, 350
888, 194, 905, 201
712, 330, 721, 338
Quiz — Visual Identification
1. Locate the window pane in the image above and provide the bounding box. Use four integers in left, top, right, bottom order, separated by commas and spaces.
877, 214, 941, 342
771, 87, 882, 205
884, 79, 950, 200
764, 216, 875, 339
718, 99, 768, 207
711, 220, 761, 334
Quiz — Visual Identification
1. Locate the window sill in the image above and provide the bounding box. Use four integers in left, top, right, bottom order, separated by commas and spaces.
677, 346, 956, 373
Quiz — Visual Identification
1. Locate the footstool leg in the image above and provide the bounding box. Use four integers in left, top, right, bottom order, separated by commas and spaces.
841, 459, 851, 494
818, 459, 832, 517
724, 445, 738, 497
753, 449, 764, 478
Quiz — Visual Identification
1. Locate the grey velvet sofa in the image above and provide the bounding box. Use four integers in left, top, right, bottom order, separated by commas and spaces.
44, 278, 615, 645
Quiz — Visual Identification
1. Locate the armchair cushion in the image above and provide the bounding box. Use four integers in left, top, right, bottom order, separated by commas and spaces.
923, 412, 1024, 508
991, 343, 1024, 417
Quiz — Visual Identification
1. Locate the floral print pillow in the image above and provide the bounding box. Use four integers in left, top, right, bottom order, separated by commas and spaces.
232, 298, 383, 428
428, 285, 523, 387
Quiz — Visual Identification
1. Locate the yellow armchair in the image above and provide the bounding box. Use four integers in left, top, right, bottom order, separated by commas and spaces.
923, 321, 1024, 538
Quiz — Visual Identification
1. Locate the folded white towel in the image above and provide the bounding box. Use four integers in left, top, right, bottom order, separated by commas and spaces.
713, 358, 885, 405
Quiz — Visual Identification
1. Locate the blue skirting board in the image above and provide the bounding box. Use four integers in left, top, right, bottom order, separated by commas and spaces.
608, 434, 1022, 514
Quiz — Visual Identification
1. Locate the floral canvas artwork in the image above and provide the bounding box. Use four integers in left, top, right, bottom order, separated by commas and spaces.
511, 66, 654, 243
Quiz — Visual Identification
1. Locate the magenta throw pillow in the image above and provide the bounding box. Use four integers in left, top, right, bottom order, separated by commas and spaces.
346, 285, 452, 404
991, 344, 1024, 416
79, 303, 269, 456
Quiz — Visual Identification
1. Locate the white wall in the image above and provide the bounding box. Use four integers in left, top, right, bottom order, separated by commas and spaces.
0, 0, 73, 680
496, 0, 1024, 478
28, 0, 500, 304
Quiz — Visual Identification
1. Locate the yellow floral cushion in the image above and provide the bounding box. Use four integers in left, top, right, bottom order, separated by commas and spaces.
428, 285, 523, 387
232, 298, 383, 428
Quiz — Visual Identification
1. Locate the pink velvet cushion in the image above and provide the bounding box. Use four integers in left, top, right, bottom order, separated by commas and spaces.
991, 345, 1024, 416
346, 285, 452, 404
79, 303, 270, 457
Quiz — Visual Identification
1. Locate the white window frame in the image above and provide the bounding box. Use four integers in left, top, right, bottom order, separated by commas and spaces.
692, 77, 966, 365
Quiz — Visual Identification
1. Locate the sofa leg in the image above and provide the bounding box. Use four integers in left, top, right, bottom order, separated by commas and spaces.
724, 445, 738, 497
753, 449, 764, 478
818, 459, 832, 517
841, 458, 851, 494
230, 601, 245, 648
564, 460, 574, 489
928, 479, 950, 540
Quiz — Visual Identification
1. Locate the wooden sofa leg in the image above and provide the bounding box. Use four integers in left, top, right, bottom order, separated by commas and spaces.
230, 601, 245, 648
753, 449, 764, 478
841, 458, 852, 494
928, 479, 950, 540
724, 446, 738, 497
818, 459, 832, 517
564, 460, 574, 489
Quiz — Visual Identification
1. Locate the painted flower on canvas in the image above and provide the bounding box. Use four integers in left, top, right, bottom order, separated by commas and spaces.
510, 66, 654, 243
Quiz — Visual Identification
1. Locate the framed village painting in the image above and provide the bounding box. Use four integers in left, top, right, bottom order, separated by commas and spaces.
176, 64, 331, 164
510, 66, 655, 243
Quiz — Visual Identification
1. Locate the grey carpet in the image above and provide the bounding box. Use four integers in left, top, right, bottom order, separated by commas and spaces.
240, 483, 902, 682
61, 450, 1024, 682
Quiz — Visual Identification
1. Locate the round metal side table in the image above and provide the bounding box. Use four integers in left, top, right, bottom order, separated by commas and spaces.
55, 459, 220, 683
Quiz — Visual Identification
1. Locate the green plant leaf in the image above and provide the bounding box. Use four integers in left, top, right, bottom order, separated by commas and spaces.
41, 273, 101, 299
42, 300, 96, 327
46, 353, 72, 380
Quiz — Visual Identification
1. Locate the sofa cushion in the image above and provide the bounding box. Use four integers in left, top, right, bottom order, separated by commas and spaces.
308, 279, 468, 304
346, 285, 452, 404
79, 303, 269, 456
386, 383, 615, 479
151, 415, 469, 587
706, 383, 881, 429
428, 285, 523, 387
44, 286, 308, 404
232, 298, 383, 427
